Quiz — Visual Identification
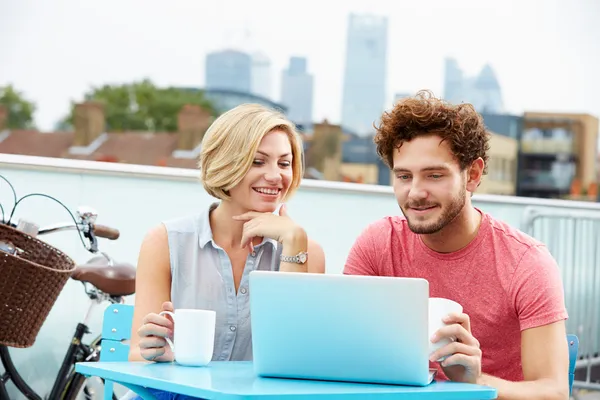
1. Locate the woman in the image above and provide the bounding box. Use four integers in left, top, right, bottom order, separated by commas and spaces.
127, 103, 325, 381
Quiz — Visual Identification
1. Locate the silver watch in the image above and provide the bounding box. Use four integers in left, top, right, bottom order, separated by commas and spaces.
280, 251, 308, 264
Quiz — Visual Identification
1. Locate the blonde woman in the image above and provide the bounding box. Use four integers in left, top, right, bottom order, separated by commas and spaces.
128, 104, 325, 373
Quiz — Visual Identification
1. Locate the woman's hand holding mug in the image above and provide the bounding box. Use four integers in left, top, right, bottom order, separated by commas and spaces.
158, 308, 216, 367
138, 301, 175, 362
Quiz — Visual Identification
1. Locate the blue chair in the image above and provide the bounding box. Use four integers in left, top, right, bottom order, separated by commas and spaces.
567, 334, 579, 396
99, 303, 134, 400
96, 304, 581, 398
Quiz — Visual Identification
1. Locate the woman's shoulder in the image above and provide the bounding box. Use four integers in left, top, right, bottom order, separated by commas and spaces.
162, 213, 204, 234
162, 202, 217, 235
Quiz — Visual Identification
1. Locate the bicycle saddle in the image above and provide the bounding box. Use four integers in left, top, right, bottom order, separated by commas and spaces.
71, 256, 136, 296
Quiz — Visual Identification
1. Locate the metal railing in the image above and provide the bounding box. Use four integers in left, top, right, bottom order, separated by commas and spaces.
522, 207, 600, 392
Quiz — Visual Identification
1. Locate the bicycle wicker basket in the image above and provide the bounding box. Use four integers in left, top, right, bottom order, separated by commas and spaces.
0, 223, 76, 348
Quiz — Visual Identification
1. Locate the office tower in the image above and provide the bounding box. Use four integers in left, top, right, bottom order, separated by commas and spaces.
341, 13, 388, 135
443, 58, 504, 113
251, 52, 273, 100
205, 50, 252, 93
280, 57, 314, 125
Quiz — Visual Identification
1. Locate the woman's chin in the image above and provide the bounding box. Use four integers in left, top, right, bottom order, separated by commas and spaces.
249, 203, 279, 214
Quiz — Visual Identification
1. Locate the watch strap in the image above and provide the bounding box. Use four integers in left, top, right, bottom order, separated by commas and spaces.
280, 251, 308, 264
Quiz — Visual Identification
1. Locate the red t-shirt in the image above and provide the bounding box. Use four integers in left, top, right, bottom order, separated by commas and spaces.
343, 210, 568, 381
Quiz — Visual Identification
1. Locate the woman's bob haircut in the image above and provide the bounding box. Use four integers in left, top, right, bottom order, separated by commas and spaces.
198, 103, 304, 201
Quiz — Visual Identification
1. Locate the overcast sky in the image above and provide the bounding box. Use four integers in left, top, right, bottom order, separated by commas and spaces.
1, 0, 599, 131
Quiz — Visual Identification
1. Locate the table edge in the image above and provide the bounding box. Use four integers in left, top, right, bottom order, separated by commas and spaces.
75, 362, 498, 399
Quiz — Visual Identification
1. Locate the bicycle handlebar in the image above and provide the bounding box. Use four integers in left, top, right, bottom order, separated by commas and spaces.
92, 224, 120, 240
31, 206, 121, 253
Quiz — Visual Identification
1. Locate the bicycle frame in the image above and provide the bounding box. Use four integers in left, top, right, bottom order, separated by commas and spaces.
0, 287, 123, 400
48, 305, 100, 400
0, 326, 92, 400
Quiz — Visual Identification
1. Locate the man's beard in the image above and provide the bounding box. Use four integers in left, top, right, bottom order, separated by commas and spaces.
403, 187, 466, 234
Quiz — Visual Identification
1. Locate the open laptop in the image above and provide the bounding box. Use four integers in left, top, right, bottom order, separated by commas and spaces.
248, 271, 436, 386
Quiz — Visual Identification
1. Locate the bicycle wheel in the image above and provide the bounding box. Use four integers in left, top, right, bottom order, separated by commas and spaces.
61, 371, 117, 400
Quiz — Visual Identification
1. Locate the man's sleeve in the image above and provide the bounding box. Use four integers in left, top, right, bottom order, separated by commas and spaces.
509, 244, 569, 331
343, 222, 381, 276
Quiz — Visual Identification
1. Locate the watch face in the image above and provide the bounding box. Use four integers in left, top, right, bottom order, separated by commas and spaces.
298, 253, 307, 263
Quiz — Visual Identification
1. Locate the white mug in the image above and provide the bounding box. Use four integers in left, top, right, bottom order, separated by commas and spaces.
428, 297, 463, 362
159, 308, 216, 367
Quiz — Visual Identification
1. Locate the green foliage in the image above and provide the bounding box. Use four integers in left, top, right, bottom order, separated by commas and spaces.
62, 79, 215, 132
0, 85, 36, 129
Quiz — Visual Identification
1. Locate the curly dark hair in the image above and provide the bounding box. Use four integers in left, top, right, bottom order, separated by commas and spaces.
374, 90, 490, 174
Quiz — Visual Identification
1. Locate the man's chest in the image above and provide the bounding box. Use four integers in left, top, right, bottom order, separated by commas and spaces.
386, 255, 519, 343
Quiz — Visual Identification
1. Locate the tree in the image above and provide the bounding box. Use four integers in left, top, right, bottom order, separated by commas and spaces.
62, 79, 216, 132
0, 85, 36, 129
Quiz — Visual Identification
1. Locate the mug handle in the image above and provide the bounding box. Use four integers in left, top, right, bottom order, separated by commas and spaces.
158, 311, 176, 352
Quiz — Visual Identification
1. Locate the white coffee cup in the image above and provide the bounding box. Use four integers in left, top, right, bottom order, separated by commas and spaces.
159, 309, 216, 367
428, 297, 463, 362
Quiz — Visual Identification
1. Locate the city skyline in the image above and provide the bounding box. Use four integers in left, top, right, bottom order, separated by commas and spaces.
2, 0, 599, 132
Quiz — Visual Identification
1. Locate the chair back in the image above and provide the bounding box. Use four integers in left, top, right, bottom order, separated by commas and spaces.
567, 334, 579, 395
100, 303, 134, 362
99, 303, 134, 400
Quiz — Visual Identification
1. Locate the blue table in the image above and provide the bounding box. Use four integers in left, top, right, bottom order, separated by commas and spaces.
76, 361, 497, 399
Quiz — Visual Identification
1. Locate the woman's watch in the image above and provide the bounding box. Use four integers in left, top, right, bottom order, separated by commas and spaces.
280, 251, 308, 264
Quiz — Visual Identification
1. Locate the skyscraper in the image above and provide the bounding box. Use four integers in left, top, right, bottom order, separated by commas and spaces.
443, 58, 464, 105
205, 50, 252, 93
471, 64, 504, 113
341, 14, 388, 135
251, 52, 273, 100
280, 57, 314, 125
443, 58, 504, 113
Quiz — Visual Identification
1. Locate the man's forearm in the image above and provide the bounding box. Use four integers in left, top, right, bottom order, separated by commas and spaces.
478, 374, 568, 400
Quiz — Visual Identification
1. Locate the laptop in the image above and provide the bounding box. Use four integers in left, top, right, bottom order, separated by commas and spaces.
248, 271, 436, 386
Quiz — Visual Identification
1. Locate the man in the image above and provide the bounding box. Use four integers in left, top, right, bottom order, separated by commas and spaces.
344, 90, 569, 399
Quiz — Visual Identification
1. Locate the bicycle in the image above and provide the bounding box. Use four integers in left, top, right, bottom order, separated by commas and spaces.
0, 176, 136, 400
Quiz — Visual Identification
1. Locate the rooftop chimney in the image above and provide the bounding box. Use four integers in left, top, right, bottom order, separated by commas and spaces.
306, 119, 343, 181
177, 104, 212, 151
73, 102, 105, 147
